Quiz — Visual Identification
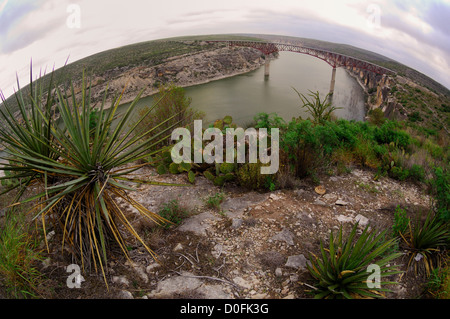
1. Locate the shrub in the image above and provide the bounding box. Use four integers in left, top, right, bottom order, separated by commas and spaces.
368, 108, 386, 126
307, 223, 402, 299
0, 210, 44, 298
158, 199, 189, 229
392, 206, 409, 237
431, 167, 450, 221
236, 161, 270, 190
205, 192, 225, 210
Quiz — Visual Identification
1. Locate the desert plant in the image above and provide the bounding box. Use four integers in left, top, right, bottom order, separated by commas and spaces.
205, 192, 225, 210
293, 89, 342, 124
158, 199, 189, 229
307, 223, 402, 299
0, 209, 44, 298
392, 205, 409, 238
0, 71, 185, 286
400, 212, 449, 276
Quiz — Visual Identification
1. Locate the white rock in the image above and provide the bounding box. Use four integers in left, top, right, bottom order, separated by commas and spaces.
335, 199, 349, 206
337, 215, 353, 223
354, 214, 369, 227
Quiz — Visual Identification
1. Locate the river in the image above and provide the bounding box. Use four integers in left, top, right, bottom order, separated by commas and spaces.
118, 51, 367, 127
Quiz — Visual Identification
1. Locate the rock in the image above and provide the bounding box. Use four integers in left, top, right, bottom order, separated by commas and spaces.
354, 214, 369, 227
314, 198, 327, 206
322, 193, 338, 202
337, 215, 353, 223
197, 284, 233, 299
251, 293, 268, 299
146, 262, 160, 274
46, 230, 55, 242
173, 243, 184, 252
271, 228, 295, 246
151, 272, 203, 296
335, 199, 349, 206
231, 218, 244, 229
285, 254, 307, 270
233, 277, 252, 289
275, 268, 283, 277
178, 211, 220, 236
117, 290, 134, 299
212, 244, 224, 258
269, 193, 281, 201
112, 276, 130, 286
282, 294, 295, 299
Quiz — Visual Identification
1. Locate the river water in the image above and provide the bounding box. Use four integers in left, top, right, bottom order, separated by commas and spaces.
119, 51, 367, 127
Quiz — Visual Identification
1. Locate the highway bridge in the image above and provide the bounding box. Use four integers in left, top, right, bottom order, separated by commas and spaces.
207, 40, 395, 94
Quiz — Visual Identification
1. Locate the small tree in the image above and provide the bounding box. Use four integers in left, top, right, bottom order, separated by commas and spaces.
293, 89, 341, 124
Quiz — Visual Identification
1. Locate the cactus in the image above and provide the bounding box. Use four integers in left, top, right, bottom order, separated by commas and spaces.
169, 162, 180, 174
188, 170, 195, 184
179, 161, 191, 172
157, 163, 168, 175
219, 162, 235, 174
213, 119, 224, 130
223, 115, 232, 125
213, 175, 226, 186
204, 170, 215, 181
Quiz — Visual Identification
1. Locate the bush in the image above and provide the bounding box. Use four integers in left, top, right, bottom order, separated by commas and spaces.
0, 210, 44, 298
430, 167, 450, 221
158, 199, 190, 229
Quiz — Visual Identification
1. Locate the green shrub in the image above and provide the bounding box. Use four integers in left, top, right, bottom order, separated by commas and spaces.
430, 167, 450, 221
392, 206, 409, 237
307, 223, 402, 299
205, 192, 225, 210
236, 161, 272, 190
158, 199, 189, 229
0, 210, 44, 298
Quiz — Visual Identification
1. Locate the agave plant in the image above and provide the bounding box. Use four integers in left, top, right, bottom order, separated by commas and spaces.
307, 223, 402, 299
0, 70, 185, 285
400, 212, 450, 276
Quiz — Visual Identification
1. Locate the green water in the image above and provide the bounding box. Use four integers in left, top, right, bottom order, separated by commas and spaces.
120, 51, 367, 126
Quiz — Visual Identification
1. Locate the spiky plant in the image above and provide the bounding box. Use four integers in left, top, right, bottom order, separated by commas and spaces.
0, 70, 185, 285
307, 223, 402, 299
293, 89, 342, 124
400, 212, 450, 276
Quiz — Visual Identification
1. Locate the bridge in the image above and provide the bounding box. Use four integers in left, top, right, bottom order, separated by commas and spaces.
207, 40, 395, 94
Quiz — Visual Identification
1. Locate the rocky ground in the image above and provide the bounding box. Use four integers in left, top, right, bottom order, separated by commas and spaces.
36, 164, 433, 299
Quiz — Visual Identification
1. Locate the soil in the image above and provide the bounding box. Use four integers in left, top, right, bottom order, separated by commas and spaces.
2, 163, 438, 300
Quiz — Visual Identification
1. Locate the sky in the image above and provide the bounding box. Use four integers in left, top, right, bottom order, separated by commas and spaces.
0, 0, 449, 98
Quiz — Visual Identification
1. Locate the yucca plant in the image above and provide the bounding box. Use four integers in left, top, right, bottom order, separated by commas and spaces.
0, 70, 186, 286
307, 223, 402, 299
400, 212, 450, 276
293, 89, 342, 124
0, 67, 60, 202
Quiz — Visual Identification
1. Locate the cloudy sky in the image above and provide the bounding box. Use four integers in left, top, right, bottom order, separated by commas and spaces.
0, 0, 449, 98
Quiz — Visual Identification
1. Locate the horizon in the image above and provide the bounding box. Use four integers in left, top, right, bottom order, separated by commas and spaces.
1, 0, 449, 98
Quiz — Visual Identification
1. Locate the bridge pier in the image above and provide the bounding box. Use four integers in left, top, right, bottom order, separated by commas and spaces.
264, 59, 270, 78
329, 67, 336, 95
